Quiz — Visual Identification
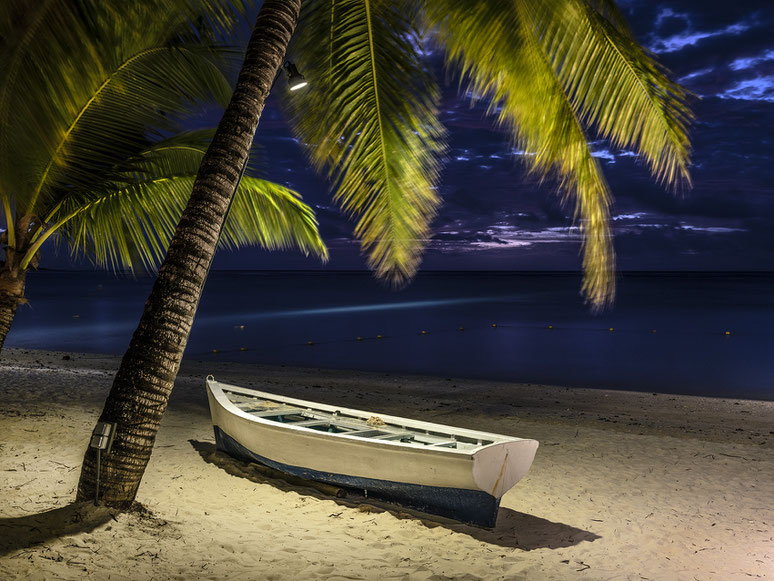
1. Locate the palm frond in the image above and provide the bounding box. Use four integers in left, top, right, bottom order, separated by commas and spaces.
0, 0, 244, 215
221, 178, 329, 261
37, 130, 214, 226
425, 0, 615, 308
54, 173, 327, 272
536, 0, 693, 188
117, 130, 216, 182
126, 129, 265, 181
170, 0, 252, 45
288, 0, 446, 285
1, 195, 13, 247
0, 0, 96, 194
583, 0, 632, 34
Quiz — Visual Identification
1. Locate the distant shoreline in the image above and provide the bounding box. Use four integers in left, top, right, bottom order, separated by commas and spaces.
4, 347, 773, 443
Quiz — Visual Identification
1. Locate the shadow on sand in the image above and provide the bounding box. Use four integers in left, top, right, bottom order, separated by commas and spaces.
190, 440, 599, 550
0, 502, 117, 557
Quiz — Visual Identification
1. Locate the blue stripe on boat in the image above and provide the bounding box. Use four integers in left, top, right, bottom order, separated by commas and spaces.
214, 425, 499, 527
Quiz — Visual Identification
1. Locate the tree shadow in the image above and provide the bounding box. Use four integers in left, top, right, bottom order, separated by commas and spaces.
0, 502, 117, 557
190, 440, 599, 550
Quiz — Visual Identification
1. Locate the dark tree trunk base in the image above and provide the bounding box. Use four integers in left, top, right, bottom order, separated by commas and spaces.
0, 268, 26, 354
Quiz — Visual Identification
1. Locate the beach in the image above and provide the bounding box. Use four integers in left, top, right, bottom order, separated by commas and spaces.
1, 348, 772, 580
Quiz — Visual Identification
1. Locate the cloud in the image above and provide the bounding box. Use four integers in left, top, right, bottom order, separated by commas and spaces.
649, 21, 751, 54
612, 212, 650, 221
677, 224, 746, 234
678, 68, 715, 83
431, 224, 582, 253
653, 8, 691, 37
590, 148, 617, 162
718, 76, 774, 102
729, 49, 774, 71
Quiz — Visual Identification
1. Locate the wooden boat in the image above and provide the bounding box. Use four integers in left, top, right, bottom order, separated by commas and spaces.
206, 376, 539, 527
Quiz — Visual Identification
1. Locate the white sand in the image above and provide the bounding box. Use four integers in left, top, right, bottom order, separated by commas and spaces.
1, 348, 772, 580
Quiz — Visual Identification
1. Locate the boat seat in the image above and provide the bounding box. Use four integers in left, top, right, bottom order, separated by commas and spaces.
243, 406, 303, 417
292, 419, 328, 428
341, 429, 386, 438
429, 440, 458, 447
370, 432, 414, 441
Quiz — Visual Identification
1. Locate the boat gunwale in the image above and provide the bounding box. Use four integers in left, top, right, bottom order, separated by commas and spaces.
207, 378, 531, 457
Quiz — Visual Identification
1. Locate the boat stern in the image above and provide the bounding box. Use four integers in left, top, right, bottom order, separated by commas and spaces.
472, 439, 539, 499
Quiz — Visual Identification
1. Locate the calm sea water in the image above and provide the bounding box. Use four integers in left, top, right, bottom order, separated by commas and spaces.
7, 270, 773, 400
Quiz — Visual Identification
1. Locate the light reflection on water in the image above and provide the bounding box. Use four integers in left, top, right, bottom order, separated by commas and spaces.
8, 271, 774, 400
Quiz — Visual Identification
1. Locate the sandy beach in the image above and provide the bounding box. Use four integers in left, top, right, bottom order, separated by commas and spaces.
1, 348, 772, 580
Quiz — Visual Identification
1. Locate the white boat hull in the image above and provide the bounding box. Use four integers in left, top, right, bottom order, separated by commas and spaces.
206, 378, 538, 526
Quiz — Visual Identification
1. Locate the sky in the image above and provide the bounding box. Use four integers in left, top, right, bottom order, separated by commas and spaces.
49, 0, 774, 273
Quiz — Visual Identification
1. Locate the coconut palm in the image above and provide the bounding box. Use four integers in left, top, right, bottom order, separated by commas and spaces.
0, 0, 327, 352
77, 0, 691, 507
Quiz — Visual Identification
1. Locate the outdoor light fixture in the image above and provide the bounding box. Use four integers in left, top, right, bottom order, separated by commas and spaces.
284, 62, 308, 91
89, 421, 116, 505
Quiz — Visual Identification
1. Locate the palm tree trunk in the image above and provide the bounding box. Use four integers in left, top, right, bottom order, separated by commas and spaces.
76, 0, 302, 508
0, 266, 26, 353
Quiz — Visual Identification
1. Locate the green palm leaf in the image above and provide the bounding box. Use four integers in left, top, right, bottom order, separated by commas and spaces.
536, 0, 693, 187
426, 0, 616, 308
222, 177, 329, 260
128, 129, 265, 181
55, 173, 327, 273
0, 0, 244, 216
23, 131, 326, 271
287, 0, 446, 285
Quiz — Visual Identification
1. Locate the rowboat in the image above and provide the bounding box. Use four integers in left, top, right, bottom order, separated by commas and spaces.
206, 376, 539, 527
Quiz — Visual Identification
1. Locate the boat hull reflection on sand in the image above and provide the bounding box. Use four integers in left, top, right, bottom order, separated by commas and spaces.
206, 377, 539, 527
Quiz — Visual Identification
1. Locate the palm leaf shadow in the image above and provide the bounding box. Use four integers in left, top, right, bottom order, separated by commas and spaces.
0, 502, 116, 557
190, 439, 600, 550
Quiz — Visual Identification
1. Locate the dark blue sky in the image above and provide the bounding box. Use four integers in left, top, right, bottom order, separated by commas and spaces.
50, 1, 774, 273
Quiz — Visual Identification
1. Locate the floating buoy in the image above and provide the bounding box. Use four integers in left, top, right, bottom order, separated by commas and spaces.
376, 334, 384, 339
491, 323, 497, 328
548, 325, 553, 330
212, 349, 220, 354
651, 329, 657, 333
238, 325, 245, 330
608, 327, 614, 332
356, 336, 363, 341
307, 341, 315, 346
421, 330, 428, 335
458, 326, 465, 331
240, 346, 247, 352
725, 331, 731, 336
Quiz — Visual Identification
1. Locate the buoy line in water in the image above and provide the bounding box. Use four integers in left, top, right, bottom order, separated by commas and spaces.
196, 321, 738, 357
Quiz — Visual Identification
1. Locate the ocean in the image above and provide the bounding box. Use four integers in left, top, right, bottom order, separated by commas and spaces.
7, 270, 773, 400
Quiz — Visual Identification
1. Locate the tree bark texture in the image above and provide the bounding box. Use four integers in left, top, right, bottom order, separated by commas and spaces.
76, 0, 302, 508
0, 266, 26, 353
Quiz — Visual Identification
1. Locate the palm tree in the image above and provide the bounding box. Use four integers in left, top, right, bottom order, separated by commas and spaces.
76, 0, 307, 507
0, 0, 326, 352
77, 0, 691, 507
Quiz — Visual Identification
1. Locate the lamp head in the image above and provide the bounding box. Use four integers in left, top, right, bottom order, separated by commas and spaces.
284, 62, 308, 91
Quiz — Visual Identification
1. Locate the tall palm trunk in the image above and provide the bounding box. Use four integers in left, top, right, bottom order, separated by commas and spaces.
76, 0, 302, 508
0, 266, 26, 352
